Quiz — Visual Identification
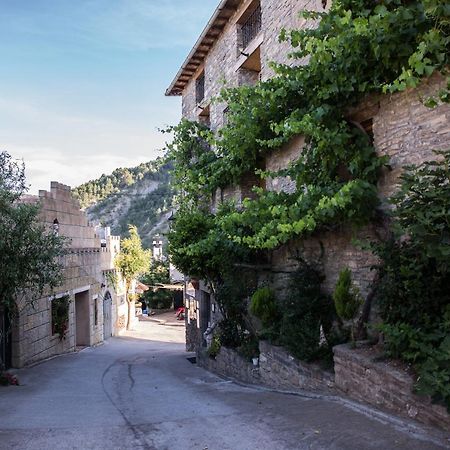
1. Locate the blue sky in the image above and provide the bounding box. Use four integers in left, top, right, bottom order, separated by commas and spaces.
0, 0, 217, 193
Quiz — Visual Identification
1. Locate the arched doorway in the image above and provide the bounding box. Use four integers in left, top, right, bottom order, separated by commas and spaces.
103, 291, 112, 340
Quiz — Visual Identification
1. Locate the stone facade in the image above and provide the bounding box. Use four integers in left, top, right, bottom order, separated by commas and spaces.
10, 182, 124, 368
168, 0, 450, 431
180, 0, 312, 131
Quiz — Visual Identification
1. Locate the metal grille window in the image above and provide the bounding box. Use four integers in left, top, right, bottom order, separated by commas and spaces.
241, 5, 261, 49
196, 73, 205, 104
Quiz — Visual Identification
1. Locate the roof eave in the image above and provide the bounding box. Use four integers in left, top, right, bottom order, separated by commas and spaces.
165, 0, 240, 97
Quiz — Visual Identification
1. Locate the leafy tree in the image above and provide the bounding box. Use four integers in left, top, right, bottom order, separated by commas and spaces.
115, 225, 151, 329
140, 261, 173, 310
0, 152, 67, 366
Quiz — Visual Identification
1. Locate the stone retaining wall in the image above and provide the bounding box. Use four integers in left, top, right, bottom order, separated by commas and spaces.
198, 340, 334, 393
198, 340, 450, 431
258, 341, 335, 393
334, 344, 450, 431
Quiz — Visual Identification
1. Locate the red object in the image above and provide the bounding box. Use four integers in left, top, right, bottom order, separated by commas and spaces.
175, 307, 185, 320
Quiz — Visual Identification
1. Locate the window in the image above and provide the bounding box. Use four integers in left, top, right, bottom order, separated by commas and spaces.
94, 298, 98, 326
196, 71, 205, 104
240, 3, 261, 50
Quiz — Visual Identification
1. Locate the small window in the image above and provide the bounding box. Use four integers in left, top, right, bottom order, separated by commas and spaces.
360, 118, 374, 143
94, 299, 98, 326
223, 106, 230, 126
196, 71, 205, 104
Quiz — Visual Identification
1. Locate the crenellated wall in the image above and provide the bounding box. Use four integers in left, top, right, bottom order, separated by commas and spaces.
11, 182, 122, 367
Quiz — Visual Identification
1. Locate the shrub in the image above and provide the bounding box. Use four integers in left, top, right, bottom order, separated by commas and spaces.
51, 295, 71, 340
0, 372, 19, 386
250, 287, 278, 329
373, 151, 450, 411
333, 268, 362, 343
279, 261, 336, 362
237, 334, 260, 361
207, 335, 221, 359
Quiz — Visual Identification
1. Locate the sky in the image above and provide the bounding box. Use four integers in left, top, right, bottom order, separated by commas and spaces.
0, 0, 218, 193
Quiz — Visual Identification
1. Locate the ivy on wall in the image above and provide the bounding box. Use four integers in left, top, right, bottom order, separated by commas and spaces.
166, 0, 449, 371
167, 0, 449, 276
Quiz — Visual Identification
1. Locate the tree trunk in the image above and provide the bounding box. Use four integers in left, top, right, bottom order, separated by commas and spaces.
126, 299, 134, 331
124, 281, 134, 331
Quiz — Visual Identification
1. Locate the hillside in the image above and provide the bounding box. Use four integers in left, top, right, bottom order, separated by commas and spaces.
72, 158, 173, 248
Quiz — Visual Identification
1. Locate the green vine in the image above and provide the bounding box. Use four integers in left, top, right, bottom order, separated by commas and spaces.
51, 295, 71, 340
167, 0, 449, 271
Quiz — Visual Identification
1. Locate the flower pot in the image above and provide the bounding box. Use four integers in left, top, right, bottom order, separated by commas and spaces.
252, 357, 259, 367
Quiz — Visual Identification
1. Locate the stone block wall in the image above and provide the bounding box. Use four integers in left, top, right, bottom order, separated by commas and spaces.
334, 344, 450, 431
198, 340, 334, 393
181, 0, 314, 131
11, 182, 110, 367
198, 345, 260, 385
258, 341, 335, 393
266, 74, 450, 302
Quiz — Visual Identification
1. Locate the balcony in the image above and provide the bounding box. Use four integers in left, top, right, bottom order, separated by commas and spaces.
240, 5, 261, 50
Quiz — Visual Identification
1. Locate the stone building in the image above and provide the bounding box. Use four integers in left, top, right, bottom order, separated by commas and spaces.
5, 182, 127, 368
166, 0, 450, 355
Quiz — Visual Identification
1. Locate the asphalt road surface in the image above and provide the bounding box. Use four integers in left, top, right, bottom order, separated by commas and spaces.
0, 321, 448, 450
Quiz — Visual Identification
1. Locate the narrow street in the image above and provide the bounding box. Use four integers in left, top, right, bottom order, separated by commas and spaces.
0, 321, 447, 450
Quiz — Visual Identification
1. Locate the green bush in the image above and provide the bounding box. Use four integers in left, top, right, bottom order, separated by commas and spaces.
380, 307, 450, 412
237, 334, 260, 361
218, 318, 243, 349
374, 152, 450, 411
250, 287, 278, 329
207, 335, 221, 359
333, 268, 362, 343
278, 261, 337, 363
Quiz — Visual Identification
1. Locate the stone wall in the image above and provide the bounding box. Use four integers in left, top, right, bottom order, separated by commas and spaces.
266, 74, 450, 302
198, 340, 335, 393
258, 341, 335, 393
198, 345, 260, 385
181, 0, 313, 131
11, 182, 115, 367
334, 344, 450, 431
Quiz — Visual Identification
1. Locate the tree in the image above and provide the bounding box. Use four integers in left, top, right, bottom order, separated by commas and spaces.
0, 152, 67, 365
115, 225, 151, 329
140, 260, 173, 310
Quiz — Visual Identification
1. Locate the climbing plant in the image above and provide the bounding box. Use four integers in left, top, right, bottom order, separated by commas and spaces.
51, 295, 71, 340
166, 0, 449, 356
166, 0, 449, 265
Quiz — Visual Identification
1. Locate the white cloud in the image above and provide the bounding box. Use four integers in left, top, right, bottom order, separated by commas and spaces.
5, 144, 162, 194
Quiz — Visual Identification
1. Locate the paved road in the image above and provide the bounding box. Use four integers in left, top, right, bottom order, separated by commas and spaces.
0, 321, 448, 450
